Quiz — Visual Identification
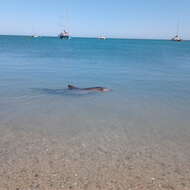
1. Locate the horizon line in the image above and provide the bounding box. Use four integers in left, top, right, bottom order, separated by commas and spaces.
0, 34, 189, 41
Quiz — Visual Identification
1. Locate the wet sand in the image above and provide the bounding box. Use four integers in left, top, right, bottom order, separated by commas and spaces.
0, 123, 190, 190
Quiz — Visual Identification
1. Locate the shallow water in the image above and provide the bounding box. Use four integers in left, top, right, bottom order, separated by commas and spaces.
0, 35, 190, 134
0, 35, 190, 189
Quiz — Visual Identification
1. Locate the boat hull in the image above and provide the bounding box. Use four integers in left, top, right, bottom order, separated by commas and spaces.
171, 39, 182, 42
60, 36, 70, 40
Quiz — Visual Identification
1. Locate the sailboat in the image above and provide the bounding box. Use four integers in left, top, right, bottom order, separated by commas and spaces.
171, 23, 182, 42
171, 35, 182, 42
59, 30, 70, 39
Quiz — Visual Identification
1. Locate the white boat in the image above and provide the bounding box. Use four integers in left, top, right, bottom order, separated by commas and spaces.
171, 35, 182, 42
98, 36, 107, 40
59, 30, 70, 40
31, 35, 39, 38
171, 23, 182, 42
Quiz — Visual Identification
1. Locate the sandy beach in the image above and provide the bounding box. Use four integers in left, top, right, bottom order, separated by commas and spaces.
0, 121, 190, 190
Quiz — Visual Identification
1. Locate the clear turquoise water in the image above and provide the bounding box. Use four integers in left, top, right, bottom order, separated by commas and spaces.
0, 35, 190, 138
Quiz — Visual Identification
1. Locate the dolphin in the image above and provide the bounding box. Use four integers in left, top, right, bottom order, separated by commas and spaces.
68, 85, 111, 92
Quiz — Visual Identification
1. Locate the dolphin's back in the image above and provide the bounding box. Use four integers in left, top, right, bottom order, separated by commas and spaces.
68, 84, 111, 92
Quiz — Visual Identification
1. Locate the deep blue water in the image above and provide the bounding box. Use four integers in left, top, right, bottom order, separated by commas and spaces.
0, 35, 190, 136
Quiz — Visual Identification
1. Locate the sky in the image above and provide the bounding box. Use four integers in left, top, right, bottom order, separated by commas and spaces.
0, 0, 190, 39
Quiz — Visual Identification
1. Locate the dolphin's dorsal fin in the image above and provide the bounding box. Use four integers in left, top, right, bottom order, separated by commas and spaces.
68, 85, 78, 89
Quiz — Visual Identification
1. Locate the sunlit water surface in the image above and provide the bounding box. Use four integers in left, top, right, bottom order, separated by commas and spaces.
0, 35, 190, 140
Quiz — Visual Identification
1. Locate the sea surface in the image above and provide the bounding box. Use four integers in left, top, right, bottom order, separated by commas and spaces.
0, 35, 190, 189
0, 35, 190, 133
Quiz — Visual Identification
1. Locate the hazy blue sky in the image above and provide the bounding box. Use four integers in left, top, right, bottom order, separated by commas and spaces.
0, 0, 190, 39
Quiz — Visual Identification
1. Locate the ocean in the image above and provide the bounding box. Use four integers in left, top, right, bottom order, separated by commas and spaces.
0, 35, 190, 189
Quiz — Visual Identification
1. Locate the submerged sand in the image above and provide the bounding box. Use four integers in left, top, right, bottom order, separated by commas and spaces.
0, 123, 190, 190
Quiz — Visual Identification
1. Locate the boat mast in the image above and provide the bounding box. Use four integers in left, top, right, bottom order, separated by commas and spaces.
177, 22, 179, 37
